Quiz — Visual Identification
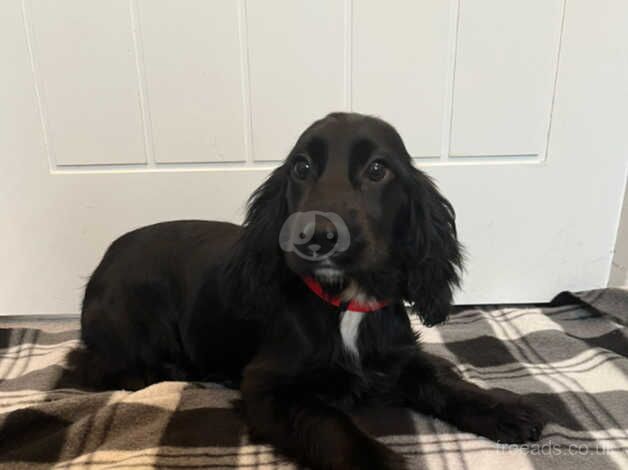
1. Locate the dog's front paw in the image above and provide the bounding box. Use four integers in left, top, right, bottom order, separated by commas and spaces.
465, 397, 546, 444
342, 437, 407, 470
490, 401, 546, 443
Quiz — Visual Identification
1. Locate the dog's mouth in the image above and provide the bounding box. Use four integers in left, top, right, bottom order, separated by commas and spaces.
313, 267, 347, 292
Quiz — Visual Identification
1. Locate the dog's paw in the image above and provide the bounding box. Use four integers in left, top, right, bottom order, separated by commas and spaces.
473, 400, 546, 444
342, 437, 407, 470
492, 402, 545, 443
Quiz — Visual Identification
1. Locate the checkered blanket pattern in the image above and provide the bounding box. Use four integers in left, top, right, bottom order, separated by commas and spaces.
1, 288, 627, 469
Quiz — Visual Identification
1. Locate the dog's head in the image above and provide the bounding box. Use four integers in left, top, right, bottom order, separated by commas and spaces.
231, 112, 462, 325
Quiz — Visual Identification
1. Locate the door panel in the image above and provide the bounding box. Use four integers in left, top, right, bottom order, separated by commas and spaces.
27, 0, 146, 166
246, 0, 345, 161
138, 0, 246, 164
352, 0, 450, 157
450, 0, 563, 157
1, 0, 627, 314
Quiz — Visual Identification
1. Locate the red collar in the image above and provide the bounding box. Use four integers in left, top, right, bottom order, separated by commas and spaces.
301, 276, 390, 313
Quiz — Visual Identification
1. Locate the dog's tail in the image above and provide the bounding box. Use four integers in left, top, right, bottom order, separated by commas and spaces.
62, 345, 146, 391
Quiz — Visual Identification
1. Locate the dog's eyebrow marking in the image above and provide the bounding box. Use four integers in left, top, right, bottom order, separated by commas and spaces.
350, 139, 375, 165
306, 137, 327, 175
348, 139, 376, 185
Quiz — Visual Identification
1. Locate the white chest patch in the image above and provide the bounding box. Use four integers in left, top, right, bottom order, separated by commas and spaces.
339, 310, 366, 357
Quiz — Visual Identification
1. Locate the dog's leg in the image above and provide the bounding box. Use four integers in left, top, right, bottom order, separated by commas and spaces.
241, 360, 406, 470
398, 352, 546, 443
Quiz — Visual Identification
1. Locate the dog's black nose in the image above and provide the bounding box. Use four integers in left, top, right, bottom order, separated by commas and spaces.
303, 227, 337, 258
284, 211, 354, 261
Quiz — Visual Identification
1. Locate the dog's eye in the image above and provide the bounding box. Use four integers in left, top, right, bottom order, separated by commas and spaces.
292, 156, 311, 180
366, 161, 388, 182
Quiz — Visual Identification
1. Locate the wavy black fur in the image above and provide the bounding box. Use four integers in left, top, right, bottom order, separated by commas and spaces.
73, 113, 545, 470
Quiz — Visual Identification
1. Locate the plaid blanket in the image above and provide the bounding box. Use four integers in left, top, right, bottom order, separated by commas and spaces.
1, 288, 627, 469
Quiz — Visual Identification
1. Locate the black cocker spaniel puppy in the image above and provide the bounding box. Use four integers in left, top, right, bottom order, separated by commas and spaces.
76, 112, 545, 470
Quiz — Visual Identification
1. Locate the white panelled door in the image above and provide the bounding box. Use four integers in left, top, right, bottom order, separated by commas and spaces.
1, 0, 627, 314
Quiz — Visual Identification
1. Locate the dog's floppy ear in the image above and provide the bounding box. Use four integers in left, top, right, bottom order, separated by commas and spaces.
223, 164, 290, 315
402, 168, 463, 326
